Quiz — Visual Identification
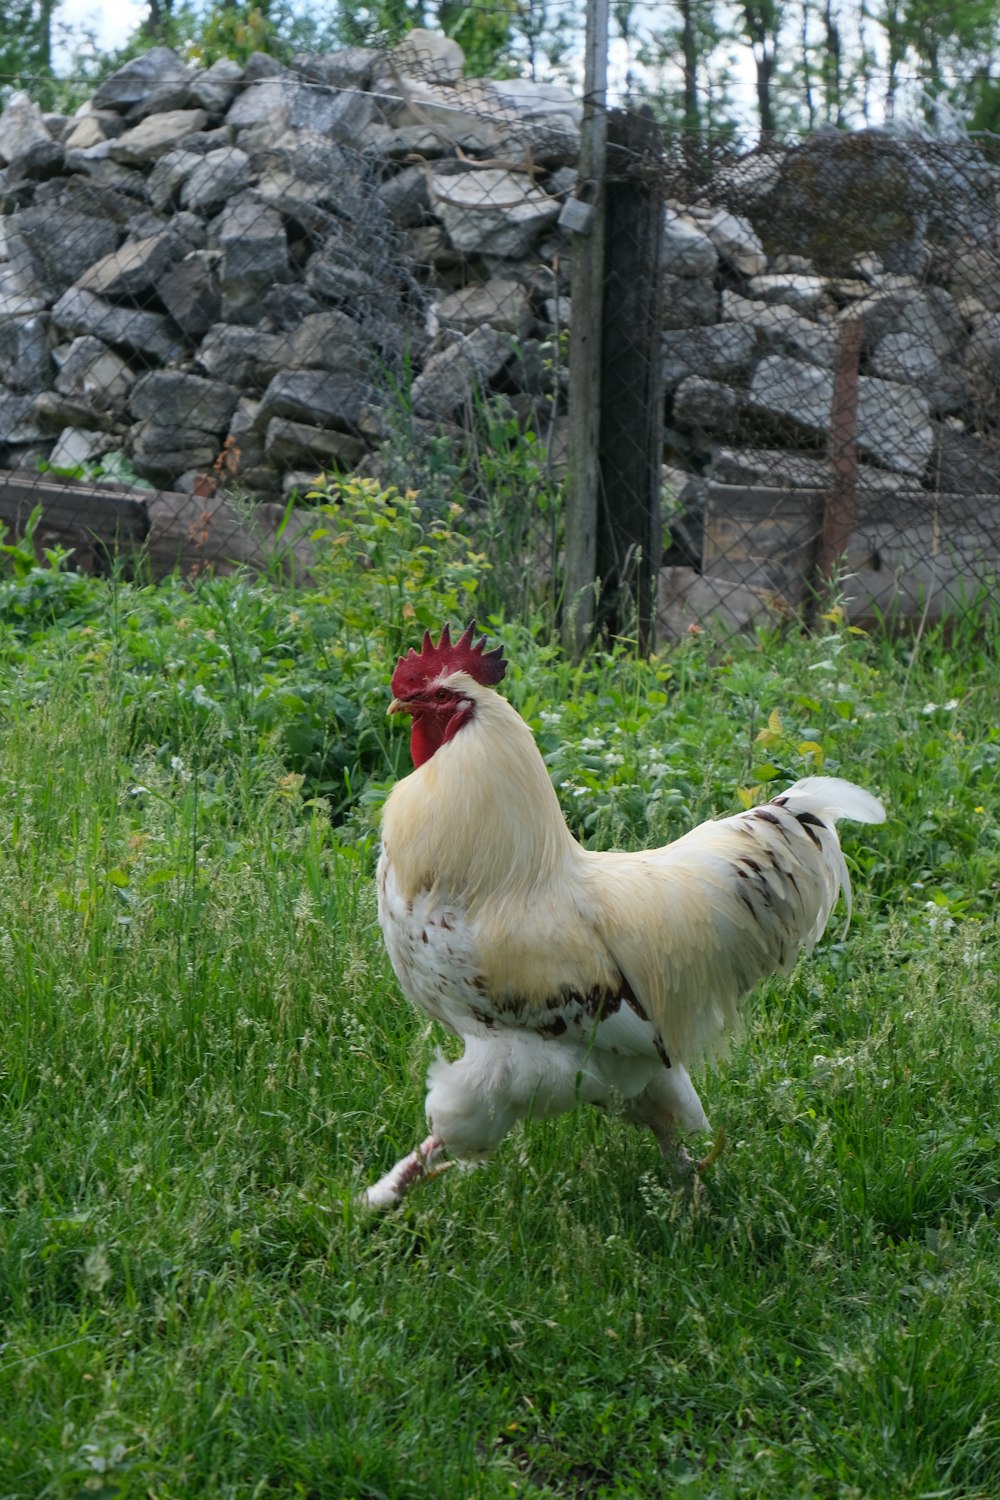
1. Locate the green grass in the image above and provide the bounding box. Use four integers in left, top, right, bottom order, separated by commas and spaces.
0, 565, 997, 1499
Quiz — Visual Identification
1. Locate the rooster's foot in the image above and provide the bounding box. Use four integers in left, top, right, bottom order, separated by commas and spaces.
362, 1133, 451, 1209
695, 1126, 726, 1175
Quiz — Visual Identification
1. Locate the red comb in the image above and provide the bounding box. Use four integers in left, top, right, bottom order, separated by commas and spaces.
391, 622, 507, 698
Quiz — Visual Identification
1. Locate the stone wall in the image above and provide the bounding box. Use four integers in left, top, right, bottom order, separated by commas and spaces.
1, 35, 999, 616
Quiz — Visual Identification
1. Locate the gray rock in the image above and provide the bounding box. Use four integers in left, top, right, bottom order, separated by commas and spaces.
0, 258, 49, 317
126, 80, 200, 124
243, 52, 288, 83
7, 206, 119, 296
950, 245, 1000, 313
745, 272, 830, 315
76, 228, 189, 297
54, 335, 133, 408
110, 110, 209, 166
852, 286, 963, 358
707, 445, 902, 491
62, 153, 148, 198
964, 312, 1000, 404
671, 376, 743, 432
702, 208, 767, 277
662, 324, 756, 389
48, 426, 108, 469
722, 290, 839, 367
211, 197, 290, 312
661, 211, 718, 278
870, 331, 968, 418
393, 28, 465, 83
130, 370, 240, 431
0, 386, 46, 443
130, 420, 219, 481
257, 368, 370, 431
435, 278, 532, 336
266, 311, 369, 374
225, 78, 291, 134
662, 274, 718, 330
196, 324, 277, 388
51, 287, 184, 365
7, 137, 65, 181
410, 328, 512, 417
0, 314, 52, 392
749, 354, 933, 475
158, 252, 223, 338
305, 246, 381, 305
147, 149, 204, 211
33, 387, 118, 432
0, 91, 53, 165
180, 147, 251, 214
264, 416, 367, 467
62, 111, 126, 151
287, 85, 374, 140
177, 128, 239, 155
378, 165, 430, 228
92, 48, 192, 112
292, 48, 379, 90
430, 168, 560, 259
190, 58, 245, 115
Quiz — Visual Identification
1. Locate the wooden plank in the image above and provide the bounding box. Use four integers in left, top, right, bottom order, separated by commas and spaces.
145, 491, 318, 583
0, 471, 319, 583
0, 472, 148, 538
703, 483, 1000, 619
703, 484, 823, 600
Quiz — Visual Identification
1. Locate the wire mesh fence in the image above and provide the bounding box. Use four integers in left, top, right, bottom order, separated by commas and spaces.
1, 33, 998, 634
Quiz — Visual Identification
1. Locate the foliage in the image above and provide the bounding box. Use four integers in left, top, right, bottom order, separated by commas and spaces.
6, 0, 998, 137
39, 449, 152, 490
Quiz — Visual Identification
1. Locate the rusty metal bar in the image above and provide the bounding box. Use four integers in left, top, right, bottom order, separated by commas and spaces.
817, 315, 863, 600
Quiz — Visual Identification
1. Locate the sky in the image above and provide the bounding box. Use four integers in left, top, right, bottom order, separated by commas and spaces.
54, 0, 146, 68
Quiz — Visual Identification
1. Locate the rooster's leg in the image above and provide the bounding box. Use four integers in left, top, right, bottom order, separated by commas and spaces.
627, 1064, 712, 1181
362, 1133, 452, 1209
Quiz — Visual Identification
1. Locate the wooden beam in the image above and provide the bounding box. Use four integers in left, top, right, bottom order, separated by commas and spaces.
562, 0, 609, 660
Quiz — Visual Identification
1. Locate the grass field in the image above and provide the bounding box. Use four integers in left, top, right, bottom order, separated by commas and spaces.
0, 549, 997, 1498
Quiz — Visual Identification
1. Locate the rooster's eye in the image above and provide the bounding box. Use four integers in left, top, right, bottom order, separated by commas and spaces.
434, 688, 451, 703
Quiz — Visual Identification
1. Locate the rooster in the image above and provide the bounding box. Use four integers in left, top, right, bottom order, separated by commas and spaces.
365, 623, 884, 1207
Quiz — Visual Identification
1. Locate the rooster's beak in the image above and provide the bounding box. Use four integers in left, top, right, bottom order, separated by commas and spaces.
388, 698, 410, 716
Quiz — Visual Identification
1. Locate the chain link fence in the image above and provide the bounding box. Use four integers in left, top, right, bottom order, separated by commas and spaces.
1, 35, 998, 633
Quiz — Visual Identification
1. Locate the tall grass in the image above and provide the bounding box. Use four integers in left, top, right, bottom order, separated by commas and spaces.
0, 532, 997, 1497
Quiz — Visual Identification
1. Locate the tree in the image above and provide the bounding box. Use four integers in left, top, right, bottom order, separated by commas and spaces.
876, 0, 1000, 121
635, 0, 735, 140
739, 0, 781, 134
437, 0, 518, 78
0, 0, 54, 106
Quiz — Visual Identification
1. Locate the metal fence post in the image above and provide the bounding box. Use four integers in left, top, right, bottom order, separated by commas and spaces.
816, 316, 863, 606
596, 107, 665, 651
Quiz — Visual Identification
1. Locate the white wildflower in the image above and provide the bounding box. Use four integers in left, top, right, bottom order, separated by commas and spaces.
191, 683, 221, 711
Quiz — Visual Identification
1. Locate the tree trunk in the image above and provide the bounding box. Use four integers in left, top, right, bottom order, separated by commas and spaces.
679, 0, 701, 136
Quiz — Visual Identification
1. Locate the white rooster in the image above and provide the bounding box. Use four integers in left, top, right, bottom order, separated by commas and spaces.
365, 623, 884, 1207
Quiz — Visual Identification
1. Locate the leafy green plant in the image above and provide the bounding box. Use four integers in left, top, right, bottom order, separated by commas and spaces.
0, 506, 102, 639
37, 450, 152, 489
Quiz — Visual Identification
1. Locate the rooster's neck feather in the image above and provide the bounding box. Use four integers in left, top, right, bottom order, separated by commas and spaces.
382, 684, 577, 909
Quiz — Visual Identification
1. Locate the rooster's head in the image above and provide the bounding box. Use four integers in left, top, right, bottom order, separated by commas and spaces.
390, 622, 507, 768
